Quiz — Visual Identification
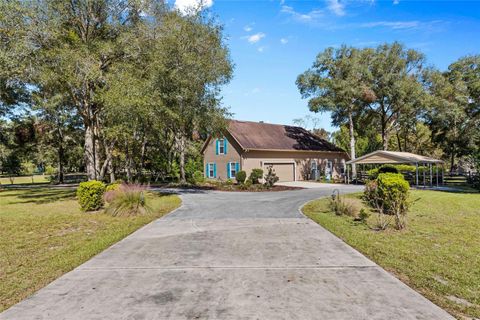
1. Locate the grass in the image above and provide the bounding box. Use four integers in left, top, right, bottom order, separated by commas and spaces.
0, 187, 181, 312
0, 175, 50, 185
302, 189, 480, 319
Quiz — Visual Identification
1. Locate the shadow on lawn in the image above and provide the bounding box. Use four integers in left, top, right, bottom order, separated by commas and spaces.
8, 187, 77, 204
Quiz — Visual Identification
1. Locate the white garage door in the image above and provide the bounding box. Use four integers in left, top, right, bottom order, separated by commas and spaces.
264, 163, 295, 182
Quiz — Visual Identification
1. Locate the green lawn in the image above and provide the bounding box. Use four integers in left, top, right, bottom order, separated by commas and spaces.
302, 190, 480, 319
0, 187, 181, 312
0, 175, 50, 185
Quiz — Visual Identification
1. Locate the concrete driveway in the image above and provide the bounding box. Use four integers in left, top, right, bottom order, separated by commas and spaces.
1, 185, 453, 320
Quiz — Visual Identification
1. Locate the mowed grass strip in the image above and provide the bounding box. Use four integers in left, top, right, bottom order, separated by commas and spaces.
302, 190, 480, 319
0, 187, 181, 312
0, 175, 50, 185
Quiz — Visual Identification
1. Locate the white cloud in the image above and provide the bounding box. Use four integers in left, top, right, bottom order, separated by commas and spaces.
174, 0, 213, 14
361, 20, 420, 29
280, 38, 288, 44
244, 23, 254, 32
245, 32, 266, 44
327, 0, 345, 16
393, 0, 400, 4
257, 46, 266, 52
281, 5, 323, 22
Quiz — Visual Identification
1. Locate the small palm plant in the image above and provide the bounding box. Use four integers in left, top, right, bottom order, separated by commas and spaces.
104, 183, 151, 217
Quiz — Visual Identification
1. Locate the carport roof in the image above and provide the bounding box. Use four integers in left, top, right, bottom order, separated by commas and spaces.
346, 150, 443, 165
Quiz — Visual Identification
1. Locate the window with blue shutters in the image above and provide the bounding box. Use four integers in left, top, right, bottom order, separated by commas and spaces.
228, 162, 239, 179
207, 163, 216, 178
216, 138, 227, 155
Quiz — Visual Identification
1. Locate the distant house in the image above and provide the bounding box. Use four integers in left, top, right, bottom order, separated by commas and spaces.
201, 120, 349, 182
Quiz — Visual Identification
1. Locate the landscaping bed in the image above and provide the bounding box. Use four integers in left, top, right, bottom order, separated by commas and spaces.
155, 181, 303, 192
0, 187, 181, 312
302, 190, 480, 319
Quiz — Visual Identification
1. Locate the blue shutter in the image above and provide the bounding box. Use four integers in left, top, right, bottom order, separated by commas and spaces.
235, 162, 240, 172
224, 139, 228, 155
215, 140, 219, 155
205, 163, 209, 178
227, 163, 231, 179
213, 163, 217, 178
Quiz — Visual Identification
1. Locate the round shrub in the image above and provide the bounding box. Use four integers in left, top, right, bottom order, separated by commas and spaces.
249, 168, 264, 184
192, 170, 205, 184
235, 170, 247, 184
364, 173, 410, 229
77, 180, 106, 211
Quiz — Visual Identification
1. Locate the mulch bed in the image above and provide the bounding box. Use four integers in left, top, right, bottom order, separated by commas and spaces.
152, 183, 303, 192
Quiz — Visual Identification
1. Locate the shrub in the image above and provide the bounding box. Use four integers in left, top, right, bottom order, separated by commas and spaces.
192, 170, 205, 184
364, 173, 410, 230
467, 174, 480, 190
77, 180, 106, 211
235, 170, 247, 184
105, 184, 151, 217
249, 168, 263, 184
263, 165, 279, 188
44, 165, 57, 176
225, 178, 234, 185
239, 179, 252, 190
358, 208, 370, 222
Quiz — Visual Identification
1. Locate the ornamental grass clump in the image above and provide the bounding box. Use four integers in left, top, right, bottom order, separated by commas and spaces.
104, 183, 151, 217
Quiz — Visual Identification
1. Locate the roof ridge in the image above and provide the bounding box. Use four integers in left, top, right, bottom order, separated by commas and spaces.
228, 119, 304, 129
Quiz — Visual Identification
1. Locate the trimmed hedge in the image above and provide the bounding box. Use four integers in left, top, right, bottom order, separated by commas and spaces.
77, 180, 106, 211
235, 170, 247, 184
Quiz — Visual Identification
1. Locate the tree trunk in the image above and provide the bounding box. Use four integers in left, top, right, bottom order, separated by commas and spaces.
396, 131, 402, 152
450, 151, 455, 174
84, 123, 98, 180
57, 144, 64, 184
348, 111, 357, 178
125, 141, 132, 182
381, 121, 389, 151
177, 134, 186, 184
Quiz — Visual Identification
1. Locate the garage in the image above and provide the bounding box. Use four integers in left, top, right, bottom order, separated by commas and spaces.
263, 163, 295, 182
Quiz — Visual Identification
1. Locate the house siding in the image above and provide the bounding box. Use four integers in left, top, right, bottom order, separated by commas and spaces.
241, 150, 347, 181
203, 133, 242, 180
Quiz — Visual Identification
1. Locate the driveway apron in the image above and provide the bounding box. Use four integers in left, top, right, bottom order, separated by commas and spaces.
0, 185, 453, 320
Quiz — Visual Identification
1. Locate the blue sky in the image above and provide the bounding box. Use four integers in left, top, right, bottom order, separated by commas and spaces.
176, 0, 480, 132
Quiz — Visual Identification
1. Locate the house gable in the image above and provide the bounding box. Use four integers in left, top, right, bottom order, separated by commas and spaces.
203, 133, 242, 180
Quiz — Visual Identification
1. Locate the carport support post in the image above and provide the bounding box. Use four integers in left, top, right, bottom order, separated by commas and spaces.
441, 165, 444, 185
415, 163, 419, 187
346, 165, 350, 184
430, 164, 433, 187
436, 163, 439, 188
423, 163, 426, 188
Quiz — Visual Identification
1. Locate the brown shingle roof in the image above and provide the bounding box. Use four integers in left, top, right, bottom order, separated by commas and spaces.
228, 120, 345, 153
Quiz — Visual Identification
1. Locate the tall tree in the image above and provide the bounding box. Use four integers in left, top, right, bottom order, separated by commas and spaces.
425, 61, 479, 172
297, 46, 373, 177
149, 11, 233, 183
364, 42, 426, 150
19, 0, 149, 180
0, 1, 31, 117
